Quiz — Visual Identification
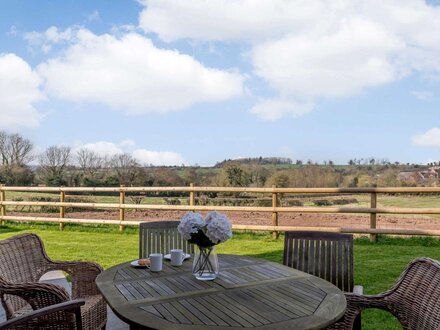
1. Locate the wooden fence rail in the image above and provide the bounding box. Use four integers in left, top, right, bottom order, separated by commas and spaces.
1, 185, 440, 241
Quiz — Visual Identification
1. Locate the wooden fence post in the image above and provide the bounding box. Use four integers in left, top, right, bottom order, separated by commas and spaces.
189, 183, 195, 211
0, 184, 5, 225
119, 185, 125, 231
59, 189, 65, 230
272, 185, 279, 239
370, 192, 377, 242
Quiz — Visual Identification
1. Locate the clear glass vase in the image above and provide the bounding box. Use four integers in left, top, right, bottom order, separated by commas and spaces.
192, 245, 219, 280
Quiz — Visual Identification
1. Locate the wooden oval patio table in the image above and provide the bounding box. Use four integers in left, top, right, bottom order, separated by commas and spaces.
96, 254, 346, 330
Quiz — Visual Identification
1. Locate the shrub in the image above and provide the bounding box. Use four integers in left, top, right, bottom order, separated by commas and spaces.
128, 195, 145, 204
253, 199, 273, 207
196, 195, 209, 206
313, 199, 333, 206
333, 198, 358, 205
281, 199, 304, 207
164, 198, 181, 205
11, 197, 29, 212
27, 195, 97, 213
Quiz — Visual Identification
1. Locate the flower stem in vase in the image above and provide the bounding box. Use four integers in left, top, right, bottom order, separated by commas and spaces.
192, 245, 219, 281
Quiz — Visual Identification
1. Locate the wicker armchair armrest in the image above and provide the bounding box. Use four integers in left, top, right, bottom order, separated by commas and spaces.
1, 282, 70, 312
47, 260, 103, 298
0, 299, 85, 330
327, 292, 395, 329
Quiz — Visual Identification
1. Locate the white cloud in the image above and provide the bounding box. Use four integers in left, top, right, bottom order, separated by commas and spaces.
412, 128, 440, 147
36, 28, 245, 114
24, 26, 79, 53
139, 0, 440, 120
73, 140, 185, 165
133, 149, 185, 166
75, 141, 124, 157
87, 10, 101, 22
251, 18, 404, 99
0, 53, 45, 129
410, 90, 433, 100
139, 0, 320, 42
118, 139, 136, 149
7, 25, 18, 37
250, 98, 313, 121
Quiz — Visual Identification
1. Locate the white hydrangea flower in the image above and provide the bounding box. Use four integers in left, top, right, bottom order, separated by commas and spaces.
177, 212, 205, 240
205, 211, 232, 244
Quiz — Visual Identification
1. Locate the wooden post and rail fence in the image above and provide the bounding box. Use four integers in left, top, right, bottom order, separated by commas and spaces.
0, 185, 440, 241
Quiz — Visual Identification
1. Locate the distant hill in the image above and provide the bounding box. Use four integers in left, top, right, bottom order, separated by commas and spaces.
215, 157, 293, 167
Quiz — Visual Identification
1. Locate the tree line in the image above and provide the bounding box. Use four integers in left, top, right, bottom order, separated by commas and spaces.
0, 131, 434, 188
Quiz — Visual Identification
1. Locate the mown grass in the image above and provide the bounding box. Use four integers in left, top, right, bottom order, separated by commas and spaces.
1, 223, 440, 329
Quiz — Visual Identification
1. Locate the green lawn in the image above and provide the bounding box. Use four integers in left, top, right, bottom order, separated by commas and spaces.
1, 223, 440, 329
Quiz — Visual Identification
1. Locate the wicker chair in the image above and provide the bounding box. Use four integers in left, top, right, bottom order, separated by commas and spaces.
283, 231, 362, 329
327, 257, 440, 330
0, 233, 107, 330
0, 299, 84, 329
139, 221, 194, 259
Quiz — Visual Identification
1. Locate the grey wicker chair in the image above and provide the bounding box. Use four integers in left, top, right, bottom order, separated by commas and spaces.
327, 257, 440, 330
139, 221, 194, 259
0, 233, 107, 330
0, 299, 84, 329
283, 231, 362, 329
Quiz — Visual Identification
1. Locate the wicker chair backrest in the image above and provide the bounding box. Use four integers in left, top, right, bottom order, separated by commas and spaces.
0, 233, 49, 283
390, 258, 440, 329
0, 233, 50, 314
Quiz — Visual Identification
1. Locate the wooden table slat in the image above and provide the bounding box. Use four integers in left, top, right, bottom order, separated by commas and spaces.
169, 301, 204, 326
178, 299, 218, 326
214, 293, 267, 326
263, 285, 318, 314
229, 290, 290, 324
161, 302, 192, 325
197, 295, 246, 328
242, 287, 303, 318
187, 297, 230, 326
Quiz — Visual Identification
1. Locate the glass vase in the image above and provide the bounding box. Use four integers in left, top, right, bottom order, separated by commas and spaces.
192, 245, 219, 280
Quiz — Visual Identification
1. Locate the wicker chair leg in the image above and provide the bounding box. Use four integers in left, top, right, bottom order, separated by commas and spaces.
353, 314, 361, 330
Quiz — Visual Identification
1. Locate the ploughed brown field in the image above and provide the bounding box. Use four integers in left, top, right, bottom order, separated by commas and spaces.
8, 210, 440, 231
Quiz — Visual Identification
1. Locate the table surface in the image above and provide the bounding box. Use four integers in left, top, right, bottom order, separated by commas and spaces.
96, 255, 346, 330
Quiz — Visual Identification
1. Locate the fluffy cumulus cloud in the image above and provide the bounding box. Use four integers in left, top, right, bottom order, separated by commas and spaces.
36, 28, 244, 114
0, 53, 45, 129
132, 149, 184, 166
24, 26, 80, 53
74, 141, 125, 157
139, 0, 440, 120
412, 128, 440, 147
138, 0, 318, 42
73, 140, 185, 165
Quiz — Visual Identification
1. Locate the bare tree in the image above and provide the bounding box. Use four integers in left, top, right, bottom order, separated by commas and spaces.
110, 153, 139, 185
76, 148, 103, 178
0, 131, 34, 166
0, 131, 6, 165
38, 146, 71, 185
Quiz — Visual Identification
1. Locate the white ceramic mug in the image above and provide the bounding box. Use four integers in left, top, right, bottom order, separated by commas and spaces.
170, 249, 183, 266
149, 253, 163, 272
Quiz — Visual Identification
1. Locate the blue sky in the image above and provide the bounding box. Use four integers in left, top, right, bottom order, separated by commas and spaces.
0, 0, 439, 166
